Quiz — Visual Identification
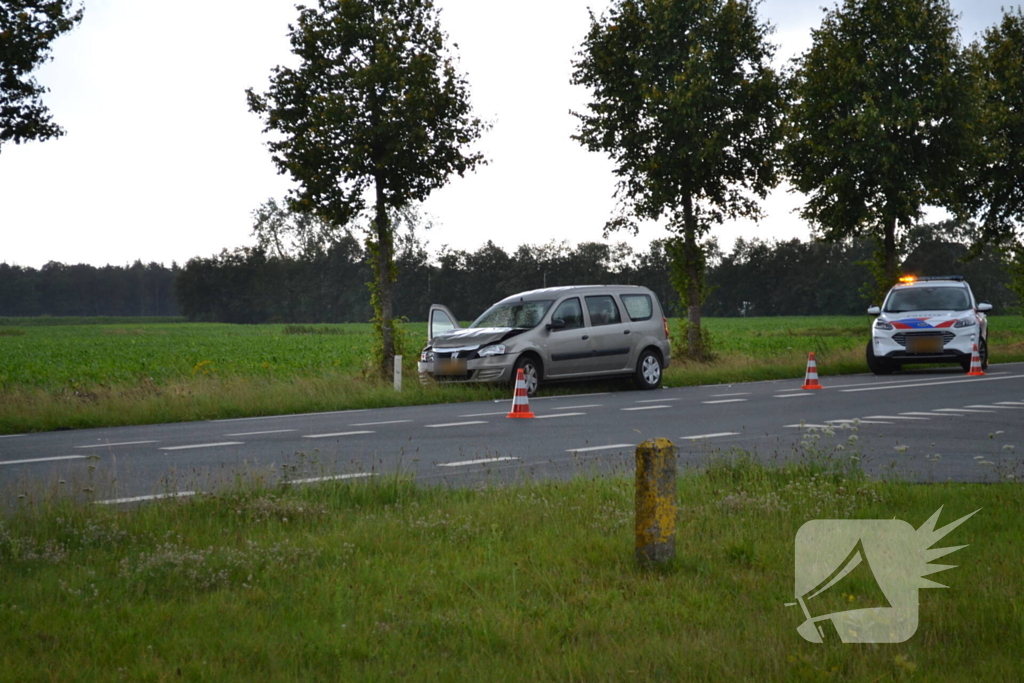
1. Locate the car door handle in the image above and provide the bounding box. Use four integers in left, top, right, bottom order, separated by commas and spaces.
581, 335, 589, 340
623, 329, 631, 335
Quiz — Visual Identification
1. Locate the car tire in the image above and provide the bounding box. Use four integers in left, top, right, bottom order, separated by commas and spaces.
634, 349, 663, 390
512, 355, 541, 397
866, 341, 895, 375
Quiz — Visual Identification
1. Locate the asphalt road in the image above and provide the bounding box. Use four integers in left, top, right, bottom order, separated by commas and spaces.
3, 362, 1023, 505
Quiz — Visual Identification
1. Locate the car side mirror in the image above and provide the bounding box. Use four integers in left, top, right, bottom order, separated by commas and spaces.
867, 306, 881, 316
546, 319, 566, 331
978, 302, 993, 312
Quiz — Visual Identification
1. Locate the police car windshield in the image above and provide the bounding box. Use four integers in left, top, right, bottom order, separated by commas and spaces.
471, 300, 554, 329
884, 287, 970, 313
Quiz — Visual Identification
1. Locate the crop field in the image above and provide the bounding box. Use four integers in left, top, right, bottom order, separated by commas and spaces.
2, 316, 1024, 434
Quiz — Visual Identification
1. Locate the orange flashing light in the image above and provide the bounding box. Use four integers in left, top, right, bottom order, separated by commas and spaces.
898, 275, 917, 283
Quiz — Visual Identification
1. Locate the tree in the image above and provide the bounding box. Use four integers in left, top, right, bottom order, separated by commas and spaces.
785, 0, 975, 298
247, 0, 485, 378
0, 0, 83, 151
572, 0, 784, 359
966, 8, 1024, 302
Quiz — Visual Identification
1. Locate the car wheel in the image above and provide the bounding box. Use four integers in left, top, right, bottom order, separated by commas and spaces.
865, 341, 894, 375
512, 355, 541, 397
634, 349, 663, 390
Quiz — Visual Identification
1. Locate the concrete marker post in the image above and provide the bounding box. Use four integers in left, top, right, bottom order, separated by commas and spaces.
394, 355, 403, 391
635, 438, 677, 564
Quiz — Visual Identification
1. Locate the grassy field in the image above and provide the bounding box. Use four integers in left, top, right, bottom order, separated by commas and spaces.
2, 316, 1024, 434
1, 439, 1020, 681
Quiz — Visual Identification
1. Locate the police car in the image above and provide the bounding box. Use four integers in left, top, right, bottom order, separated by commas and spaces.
866, 275, 992, 375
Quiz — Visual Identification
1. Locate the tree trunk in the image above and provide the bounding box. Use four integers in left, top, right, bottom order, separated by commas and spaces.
883, 215, 898, 285
682, 194, 703, 360
374, 179, 395, 381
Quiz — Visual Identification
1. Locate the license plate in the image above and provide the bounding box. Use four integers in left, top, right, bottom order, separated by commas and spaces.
906, 335, 942, 353
436, 358, 468, 375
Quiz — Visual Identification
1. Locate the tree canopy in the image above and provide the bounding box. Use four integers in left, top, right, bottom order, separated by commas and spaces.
246, 0, 485, 377
785, 0, 975, 294
572, 0, 784, 358
0, 0, 83, 151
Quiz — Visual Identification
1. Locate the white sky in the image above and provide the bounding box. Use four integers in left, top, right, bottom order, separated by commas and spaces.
0, 0, 1011, 269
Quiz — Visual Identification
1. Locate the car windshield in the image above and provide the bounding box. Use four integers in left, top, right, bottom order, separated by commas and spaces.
884, 287, 971, 313
471, 300, 554, 329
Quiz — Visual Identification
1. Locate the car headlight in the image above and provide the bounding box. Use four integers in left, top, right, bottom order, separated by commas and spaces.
874, 319, 893, 331
420, 349, 434, 362
477, 344, 506, 357
954, 317, 977, 328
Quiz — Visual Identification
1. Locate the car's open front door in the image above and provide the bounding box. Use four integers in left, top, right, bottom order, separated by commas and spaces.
428, 304, 460, 342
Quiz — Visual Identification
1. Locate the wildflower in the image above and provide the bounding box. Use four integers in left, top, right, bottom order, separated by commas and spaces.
894, 445, 908, 453
1003, 445, 1014, 453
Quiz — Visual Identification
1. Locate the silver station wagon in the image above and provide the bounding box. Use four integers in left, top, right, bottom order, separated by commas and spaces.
417, 285, 672, 396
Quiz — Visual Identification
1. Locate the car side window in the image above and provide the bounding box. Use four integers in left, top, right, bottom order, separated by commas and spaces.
585, 295, 622, 327
620, 294, 653, 321
551, 298, 584, 330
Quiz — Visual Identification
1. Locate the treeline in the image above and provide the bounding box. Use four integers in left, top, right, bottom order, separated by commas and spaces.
0, 261, 179, 317
3, 223, 1017, 322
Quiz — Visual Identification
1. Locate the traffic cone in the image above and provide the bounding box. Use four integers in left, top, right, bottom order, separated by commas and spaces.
802, 352, 824, 390
506, 368, 535, 418
966, 343, 985, 376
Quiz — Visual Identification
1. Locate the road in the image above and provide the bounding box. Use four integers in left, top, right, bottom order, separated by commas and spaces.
2, 362, 1023, 505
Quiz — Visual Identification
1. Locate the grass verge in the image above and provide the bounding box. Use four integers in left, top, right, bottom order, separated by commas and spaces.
1, 444, 1021, 681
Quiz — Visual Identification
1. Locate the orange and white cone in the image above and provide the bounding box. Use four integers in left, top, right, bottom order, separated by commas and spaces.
506, 368, 535, 418
966, 343, 985, 376
802, 352, 824, 390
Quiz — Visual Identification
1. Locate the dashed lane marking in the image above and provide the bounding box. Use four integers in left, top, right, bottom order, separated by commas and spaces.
552, 404, 603, 410
995, 401, 1024, 406
303, 431, 375, 439
213, 409, 369, 422
784, 424, 831, 429
965, 404, 1024, 410
710, 392, 750, 397
934, 408, 993, 413
681, 432, 740, 440
459, 411, 509, 417
636, 398, 681, 403
1, 455, 87, 465
225, 429, 297, 437
841, 374, 1024, 392
76, 440, 158, 449
285, 473, 375, 484
96, 491, 196, 505
0, 434, 25, 439
437, 456, 519, 467
703, 399, 747, 404
566, 444, 635, 453
535, 412, 586, 419
863, 415, 929, 421
349, 420, 413, 426
424, 421, 488, 428
774, 393, 814, 398
900, 412, 962, 417
159, 442, 245, 451
622, 405, 672, 411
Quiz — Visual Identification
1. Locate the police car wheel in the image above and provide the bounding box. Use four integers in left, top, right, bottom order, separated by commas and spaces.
866, 341, 895, 375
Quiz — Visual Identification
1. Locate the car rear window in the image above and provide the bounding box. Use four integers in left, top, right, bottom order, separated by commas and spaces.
620, 294, 653, 321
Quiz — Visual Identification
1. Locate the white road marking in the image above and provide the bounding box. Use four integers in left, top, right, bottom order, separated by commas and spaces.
842, 374, 1024, 392
711, 392, 750, 397
225, 429, 297, 437
681, 432, 739, 440
848, 420, 893, 424
526, 392, 610, 401
552, 404, 603, 410
965, 404, 1024, 410
159, 442, 244, 451
703, 399, 747, 404
459, 411, 509, 417
934, 408, 993, 413
213, 409, 369, 422
0, 434, 25, 439
995, 401, 1024, 406
1, 455, 87, 465
285, 473, 375, 484
96, 491, 196, 505
774, 393, 814, 398
76, 440, 158, 449
424, 421, 487, 428
784, 424, 831, 429
622, 405, 672, 411
349, 420, 412, 426
535, 412, 586, 419
636, 398, 681, 403
437, 456, 518, 467
863, 415, 929, 421
303, 431, 375, 438
567, 444, 635, 453
900, 412, 961, 417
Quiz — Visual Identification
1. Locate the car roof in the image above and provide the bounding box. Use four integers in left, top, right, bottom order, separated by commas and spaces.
494, 285, 652, 304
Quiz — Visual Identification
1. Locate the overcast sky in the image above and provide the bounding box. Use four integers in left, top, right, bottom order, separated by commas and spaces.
0, 0, 1012, 269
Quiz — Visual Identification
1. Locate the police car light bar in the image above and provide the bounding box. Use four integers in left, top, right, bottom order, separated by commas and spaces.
898, 275, 964, 283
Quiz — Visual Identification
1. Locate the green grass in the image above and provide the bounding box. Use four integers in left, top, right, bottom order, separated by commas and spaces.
2, 316, 1024, 434
1, 441, 1021, 681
